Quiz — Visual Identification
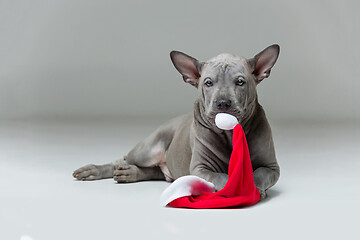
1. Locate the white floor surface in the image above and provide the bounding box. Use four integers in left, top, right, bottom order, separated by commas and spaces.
1, 118, 359, 240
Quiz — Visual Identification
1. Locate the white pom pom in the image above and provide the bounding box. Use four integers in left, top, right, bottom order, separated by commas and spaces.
215, 113, 238, 130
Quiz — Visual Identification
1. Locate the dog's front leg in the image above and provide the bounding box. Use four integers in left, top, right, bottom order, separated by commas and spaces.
253, 167, 280, 199
189, 153, 228, 191
190, 166, 228, 191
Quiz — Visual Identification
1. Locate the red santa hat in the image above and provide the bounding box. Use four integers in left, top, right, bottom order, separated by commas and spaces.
160, 114, 260, 208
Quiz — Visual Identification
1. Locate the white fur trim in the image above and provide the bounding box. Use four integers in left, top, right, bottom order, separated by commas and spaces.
160, 175, 215, 206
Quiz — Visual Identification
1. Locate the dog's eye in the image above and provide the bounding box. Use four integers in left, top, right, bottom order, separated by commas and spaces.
204, 78, 213, 87
236, 78, 245, 86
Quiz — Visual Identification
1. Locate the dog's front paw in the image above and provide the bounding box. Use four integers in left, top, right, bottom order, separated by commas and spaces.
258, 189, 267, 200
73, 164, 102, 180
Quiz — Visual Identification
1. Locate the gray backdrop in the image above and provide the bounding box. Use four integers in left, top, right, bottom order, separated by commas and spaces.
1, 0, 359, 122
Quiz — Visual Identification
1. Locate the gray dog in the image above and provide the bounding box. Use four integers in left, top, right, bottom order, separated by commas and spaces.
73, 44, 280, 199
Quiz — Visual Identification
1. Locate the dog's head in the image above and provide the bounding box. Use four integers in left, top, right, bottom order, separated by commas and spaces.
170, 44, 280, 125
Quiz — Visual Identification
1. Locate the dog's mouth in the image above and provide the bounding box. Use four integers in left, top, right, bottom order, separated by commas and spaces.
206, 108, 243, 126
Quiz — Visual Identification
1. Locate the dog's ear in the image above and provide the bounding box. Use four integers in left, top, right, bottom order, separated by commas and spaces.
170, 51, 203, 87
248, 44, 280, 83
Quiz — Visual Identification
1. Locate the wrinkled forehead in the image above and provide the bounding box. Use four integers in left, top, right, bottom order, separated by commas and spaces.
202, 53, 249, 77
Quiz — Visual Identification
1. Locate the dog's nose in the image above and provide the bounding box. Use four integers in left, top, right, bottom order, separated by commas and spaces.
216, 99, 232, 110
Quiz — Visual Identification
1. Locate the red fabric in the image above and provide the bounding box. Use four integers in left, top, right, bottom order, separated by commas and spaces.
168, 124, 260, 208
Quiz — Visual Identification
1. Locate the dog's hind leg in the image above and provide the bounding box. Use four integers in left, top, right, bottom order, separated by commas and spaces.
73, 163, 115, 181
73, 141, 170, 183
113, 164, 165, 183
113, 122, 177, 183
73, 156, 167, 182
73, 118, 178, 182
